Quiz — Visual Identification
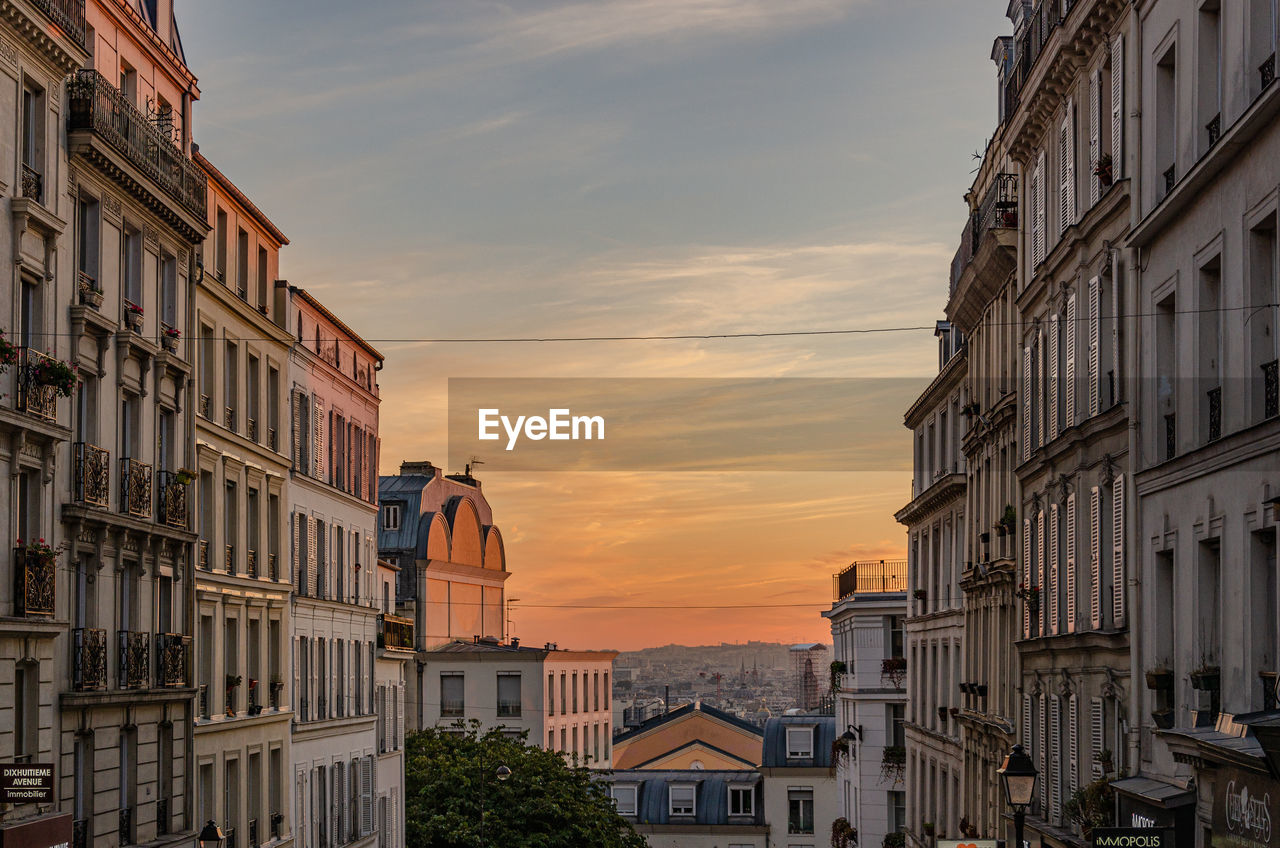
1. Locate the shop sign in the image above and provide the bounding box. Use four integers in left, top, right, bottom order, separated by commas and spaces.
0, 765, 53, 804
1213, 768, 1280, 848
1092, 828, 1175, 848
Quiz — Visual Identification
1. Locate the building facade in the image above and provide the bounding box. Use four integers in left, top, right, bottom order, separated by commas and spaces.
287, 285, 384, 848
611, 702, 764, 771
823, 560, 908, 845
896, 322, 967, 842
192, 150, 295, 848
758, 716, 838, 848
374, 560, 410, 848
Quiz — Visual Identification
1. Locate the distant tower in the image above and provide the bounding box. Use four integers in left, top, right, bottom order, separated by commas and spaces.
790, 644, 829, 710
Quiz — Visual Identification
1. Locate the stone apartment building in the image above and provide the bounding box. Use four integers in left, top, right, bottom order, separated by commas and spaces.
287, 284, 385, 848
896, 322, 966, 842
822, 560, 908, 845
374, 560, 409, 848
192, 150, 295, 848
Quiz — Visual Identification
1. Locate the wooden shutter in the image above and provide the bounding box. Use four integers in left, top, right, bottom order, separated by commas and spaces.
293, 512, 302, 589
1089, 486, 1102, 628
397, 682, 405, 748
1023, 518, 1033, 637
1037, 510, 1047, 634
313, 397, 325, 479
1090, 697, 1106, 778
1022, 694, 1033, 749
1049, 504, 1060, 635
1088, 276, 1101, 416
1033, 152, 1047, 267
1111, 35, 1125, 176
1049, 314, 1060, 441
1023, 346, 1033, 461
1065, 291, 1078, 427
360, 757, 373, 835
361, 429, 370, 501
1050, 694, 1062, 821
307, 515, 318, 597
1089, 69, 1102, 206
1112, 473, 1126, 626
332, 764, 342, 846
1058, 101, 1075, 235
1039, 695, 1049, 812
291, 391, 302, 467
1066, 494, 1077, 633
1068, 695, 1079, 796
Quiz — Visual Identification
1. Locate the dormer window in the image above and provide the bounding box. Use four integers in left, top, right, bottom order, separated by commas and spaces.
668, 784, 695, 816
611, 784, 637, 816
728, 785, 753, 816
786, 726, 814, 759
382, 503, 401, 531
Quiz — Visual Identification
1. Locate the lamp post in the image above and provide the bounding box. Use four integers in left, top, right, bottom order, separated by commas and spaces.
997, 744, 1038, 848
479, 764, 512, 846
197, 821, 225, 848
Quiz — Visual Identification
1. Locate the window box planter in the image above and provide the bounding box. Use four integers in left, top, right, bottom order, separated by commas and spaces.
913, 589, 928, 601
1190, 667, 1220, 691
881, 657, 907, 689
1151, 708, 1174, 729
937, 706, 948, 721
949, 707, 960, 717
979, 531, 990, 544
975, 684, 988, 698
1145, 668, 1173, 691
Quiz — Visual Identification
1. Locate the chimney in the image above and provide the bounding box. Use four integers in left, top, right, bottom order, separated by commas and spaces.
399, 461, 439, 478
511, 637, 520, 649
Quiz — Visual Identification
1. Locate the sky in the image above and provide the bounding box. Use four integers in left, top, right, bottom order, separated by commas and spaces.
177, 0, 1012, 651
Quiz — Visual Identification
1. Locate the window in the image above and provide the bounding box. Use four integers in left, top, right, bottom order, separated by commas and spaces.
77, 195, 100, 284
669, 784, 695, 816
237, 229, 249, 297
215, 209, 228, 281
160, 252, 177, 328
382, 504, 401, 531
786, 726, 814, 759
440, 673, 464, 717
258, 247, 269, 309
788, 788, 814, 834
15, 660, 38, 761
889, 790, 906, 832
888, 615, 904, 658
890, 703, 906, 748
729, 785, 754, 816
548, 672, 555, 715
611, 785, 637, 816
21, 80, 45, 195
123, 225, 142, 306
497, 673, 521, 717
119, 61, 137, 102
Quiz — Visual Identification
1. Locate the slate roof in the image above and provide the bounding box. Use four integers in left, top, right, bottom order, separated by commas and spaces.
761, 714, 837, 769
604, 769, 763, 827
611, 701, 764, 744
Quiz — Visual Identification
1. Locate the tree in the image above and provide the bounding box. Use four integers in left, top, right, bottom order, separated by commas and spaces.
405, 722, 648, 848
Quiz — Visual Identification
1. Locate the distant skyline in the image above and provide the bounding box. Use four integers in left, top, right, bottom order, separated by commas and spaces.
178, 0, 1011, 650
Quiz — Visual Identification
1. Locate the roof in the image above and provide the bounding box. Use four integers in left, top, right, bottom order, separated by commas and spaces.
378, 463, 493, 554
612, 702, 764, 745
424, 639, 617, 661
761, 715, 837, 769
1110, 776, 1195, 808
292, 287, 384, 362
603, 769, 763, 827
194, 149, 290, 246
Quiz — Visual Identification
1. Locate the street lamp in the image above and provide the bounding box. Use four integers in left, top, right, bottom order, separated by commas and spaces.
480, 764, 513, 844
496, 765, 512, 781
197, 821, 225, 848
997, 744, 1037, 848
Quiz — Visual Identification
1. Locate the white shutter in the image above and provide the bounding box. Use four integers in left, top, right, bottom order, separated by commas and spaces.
1023, 694, 1033, 750
1049, 314, 1060, 441
397, 682, 405, 748
1066, 494, 1078, 633
1039, 695, 1049, 813
369, 755, 377, 835
361, 429, 370, 501
1037, 510, 1047, 635
1033, 152, 1047, 268
1058, 101, 1075, 235
1065, 292, 1078, 427
1090, 697, 1106, 778
1112, 473, 1126, 626
313, 397, 325, 480
1023, 346, 1033, 461
1023, 518, 1033, 638
1088, 276, 1101, 416
1049, 504, 1060, 635
1089, 486, 1102, 628
333, 763, 342, 846
1089, 70, 1102, 206
293, 512, 302, 589
1068, 695, 1079, 796
307, 515, 318, 597
361, 757, 373, 835
1111, 35, 1125, 177
1050, 694, 1062, 821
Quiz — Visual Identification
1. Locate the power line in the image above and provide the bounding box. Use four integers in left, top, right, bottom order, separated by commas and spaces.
510, 602, 827, 610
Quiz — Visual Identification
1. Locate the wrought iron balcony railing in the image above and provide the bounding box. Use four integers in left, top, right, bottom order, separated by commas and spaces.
199, 539, 210, 570
156, 797, 169, 836
198, 683, 210, 718
118, 630, 150, 689
120, 457, 152, 518
1165, 414, 1177, 461
248, 818, 258, 848
247, 417, 258, 442
268, 427, 278, 451
224, 826, 236, 848
66, 70, 206, 220
156, 633, 188, 687
225, 544, 236, 575
199, 393, 211, 419
1206, 113, 1222, 148
834, 559, 908, 600
1263, 53, 1277, 91
225, 406, 236, 431
78, 270, 102, 308
378, 613, 415, 652
72, 818, 88, 848
16, 348, 59, 423
1163, 165, 1177, 196
271, 813, 282, 840
21, 163, 43, 202
247, 548, 258, 578
949, 174, 1018, 296
118, 808, 132, 847
1208, 386, 1223, 441
30, 0, 86, 47
13, 546, 55, 617
73, 627, 107, 689
1265, 360, 1279, 420
157, 471, 188, 528
268, 553, 278, 581
74, 442, 110, 507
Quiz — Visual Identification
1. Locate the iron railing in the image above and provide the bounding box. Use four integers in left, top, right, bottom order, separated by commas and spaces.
156, 797, 169, 836
271, 813, 282, 840
1206, 113, 1222, 148
224, 826, 236, 848
78, 270, 102, 307
268, 427, 278, 451
159, 321, 180, 354
1002, 0, 1066, 108
13, 547, 55, 616
120, 458, 152, 518
247, 548, 258, 578
378, 613, 415, 652
949, 174, 1018, 296
198, 683, 209, 718
1163, 165, 1177, 196
118, 807, 132, 846
1263, 53, 1277, 91
156, 633, 188, 687
66, 70, 206, 219
1165, 414, 1177, 461
199, 539, 210, 570
118, 630, 150, 689
1208, 386, 1222, 441
199, 393, 211, 419
75, 442, 111, 507
248, 819, 258, 848
16, 347, 59, 423
72, 818, 88, 848
225, 406, 236, 431
73, 627, 107, 689
225, 544, 236, 575
247, 417, 258, 442
157, 471, 188, 528
834, 559, 908, 600
268, 553, 279, 581
30, 0, 86, 47
21, 163, 43, 202
1264, 360, 1278, 419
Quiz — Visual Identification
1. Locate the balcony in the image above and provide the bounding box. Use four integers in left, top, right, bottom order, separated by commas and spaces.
199, 539, 210, 570
225, 827, 237, 848
1001, 0, 1065, 109
198, 683, 209, 718
120, 458, 152, 518
1206, 113, 1222, 148
118, 807, 132, 847
155, 633, 188, 687
21, 163, 43, 203
225, 406, 236, 432
1264, 360, 1279, 419
247, 549, 258, 578
156, 797, 169, 836
378, 613, 415, 652
225, 544, 236, 575
199, 394, 211, 419
13, 546, 55, 617
948, 174, 1018, 322
74, 442, 110, 507
16, 348, 60, 423
157, 471, 188, 528
833, 559, 908, 601
72, 627, 107, 689
268, 426, 278, 451
1207, 386, 1222, 442
118, 630, 150, 689
78, 270, 103, 309
1263, 53, 1277, 91
248, 818, 259, 848
66, 70, 206, 223
247, 417, 258, 442
268, 553, 279, 581
30, 0, 86, 47
73, 818, 88, 848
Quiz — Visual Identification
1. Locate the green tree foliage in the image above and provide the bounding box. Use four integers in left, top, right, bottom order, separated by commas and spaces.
405, 722, 649, 848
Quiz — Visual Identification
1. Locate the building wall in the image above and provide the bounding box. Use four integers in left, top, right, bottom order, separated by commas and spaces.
612, 712, 762, 771
760, 769, 838, 848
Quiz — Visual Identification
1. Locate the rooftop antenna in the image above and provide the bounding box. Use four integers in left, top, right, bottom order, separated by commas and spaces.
465, 456, 484, 478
